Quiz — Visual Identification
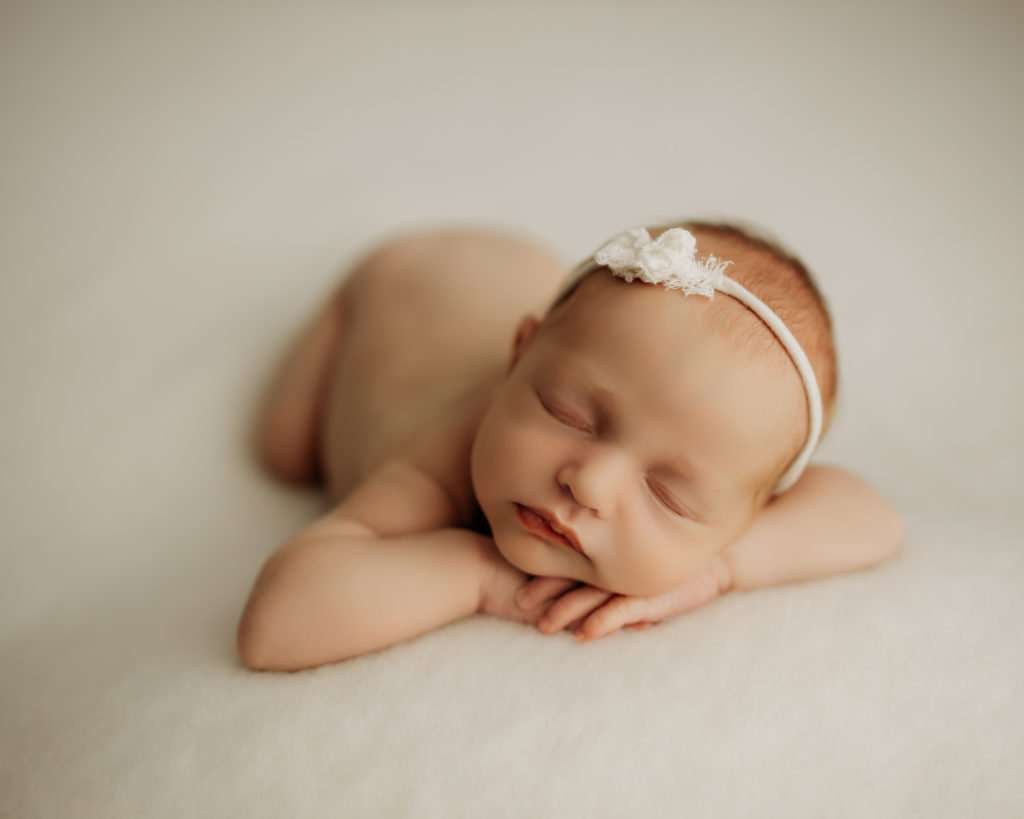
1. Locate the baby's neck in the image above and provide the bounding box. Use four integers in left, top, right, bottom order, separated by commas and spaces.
466, 498, 492, 536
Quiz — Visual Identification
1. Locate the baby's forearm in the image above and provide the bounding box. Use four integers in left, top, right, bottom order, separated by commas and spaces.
723, 464, 905, 592
237, 527, 493, 671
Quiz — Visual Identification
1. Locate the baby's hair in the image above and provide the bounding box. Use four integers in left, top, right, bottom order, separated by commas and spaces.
546, 218, 840, 495
678, 219, 837, 412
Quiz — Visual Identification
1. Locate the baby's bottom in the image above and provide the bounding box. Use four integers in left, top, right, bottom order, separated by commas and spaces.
254, 226, 566, 493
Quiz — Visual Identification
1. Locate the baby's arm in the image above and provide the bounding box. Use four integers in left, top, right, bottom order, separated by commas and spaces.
723, 464, 906, 592
237, 460, 495, 671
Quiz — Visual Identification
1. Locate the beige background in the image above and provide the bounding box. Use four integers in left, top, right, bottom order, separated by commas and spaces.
2, 2, 1022, 817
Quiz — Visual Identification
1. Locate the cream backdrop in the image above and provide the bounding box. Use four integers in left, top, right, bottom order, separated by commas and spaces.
2, 2, 1022, 817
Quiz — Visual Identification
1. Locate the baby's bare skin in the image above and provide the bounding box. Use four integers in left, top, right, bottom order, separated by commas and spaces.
317, 227, 568, 519
243, 223, 906, 669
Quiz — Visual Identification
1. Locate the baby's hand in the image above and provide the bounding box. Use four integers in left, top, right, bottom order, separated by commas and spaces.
477, 545, 550, 628
515, 556, 733, 642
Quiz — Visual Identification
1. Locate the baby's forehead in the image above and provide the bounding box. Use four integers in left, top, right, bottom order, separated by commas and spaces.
541, 321, 753, 428
551, 272, 734, 358
551, 263, 784, 372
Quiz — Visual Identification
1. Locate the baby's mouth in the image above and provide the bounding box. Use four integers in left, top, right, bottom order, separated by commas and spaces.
515, 504, 586, 556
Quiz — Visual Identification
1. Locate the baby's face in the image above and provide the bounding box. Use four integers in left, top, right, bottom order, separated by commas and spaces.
470, 268, 805, 597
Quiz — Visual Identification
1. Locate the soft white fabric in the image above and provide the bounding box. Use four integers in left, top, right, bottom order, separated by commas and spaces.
592, 226, 731, 297
3, 3, 1023, 818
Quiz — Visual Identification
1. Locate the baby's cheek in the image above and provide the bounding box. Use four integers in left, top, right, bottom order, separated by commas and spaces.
609, 528, 703, 596
617, 557, 691, 597
472, 405, 533, 498
493, 400, 550, 462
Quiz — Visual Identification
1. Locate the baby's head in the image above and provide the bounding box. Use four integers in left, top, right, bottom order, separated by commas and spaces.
470, 219, 839, 597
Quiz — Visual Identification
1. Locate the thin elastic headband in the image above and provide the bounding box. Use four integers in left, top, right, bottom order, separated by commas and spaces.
550, 226, 823, 496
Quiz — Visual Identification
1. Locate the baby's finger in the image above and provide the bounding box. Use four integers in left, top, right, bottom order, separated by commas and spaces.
538, 587, 613, 633
516, 576, 578, 610
579, 598, 653, 639
574, 621, 653, 643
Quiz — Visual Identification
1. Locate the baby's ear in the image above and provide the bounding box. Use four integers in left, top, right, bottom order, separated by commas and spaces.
509, 315, 542, 373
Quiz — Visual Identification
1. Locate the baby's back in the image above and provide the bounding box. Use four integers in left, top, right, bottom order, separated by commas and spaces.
319, 227, 566, 521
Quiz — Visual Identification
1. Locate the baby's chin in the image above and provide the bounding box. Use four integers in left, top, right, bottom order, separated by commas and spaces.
494, 517, 583, 579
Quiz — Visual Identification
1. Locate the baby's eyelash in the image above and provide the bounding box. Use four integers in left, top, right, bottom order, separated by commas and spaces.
647, 480, 687, 518
536, 391, 590, 431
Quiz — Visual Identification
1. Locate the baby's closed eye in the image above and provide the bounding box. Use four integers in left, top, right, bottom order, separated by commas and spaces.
533, 388, 691, 519
535, 389, 590, 432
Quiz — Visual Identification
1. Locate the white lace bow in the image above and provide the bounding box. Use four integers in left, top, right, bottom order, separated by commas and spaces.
593, 227, 732, 298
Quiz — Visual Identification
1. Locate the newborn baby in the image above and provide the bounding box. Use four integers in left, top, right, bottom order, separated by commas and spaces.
238, 220, 904, 671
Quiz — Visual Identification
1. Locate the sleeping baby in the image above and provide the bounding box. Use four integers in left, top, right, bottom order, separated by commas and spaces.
237, 219, 905, 671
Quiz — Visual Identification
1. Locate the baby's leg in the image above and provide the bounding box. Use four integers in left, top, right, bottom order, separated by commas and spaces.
253, 281, 348, 486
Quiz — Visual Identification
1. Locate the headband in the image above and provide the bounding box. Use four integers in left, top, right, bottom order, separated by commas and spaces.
550, 226, 823, 496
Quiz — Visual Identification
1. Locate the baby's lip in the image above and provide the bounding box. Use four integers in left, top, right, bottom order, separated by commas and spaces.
517, 504, 587, 556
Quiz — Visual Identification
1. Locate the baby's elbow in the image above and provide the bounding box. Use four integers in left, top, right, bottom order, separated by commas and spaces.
857, 475, 909, 564
237, 604, 308, 672
237, 597, 278, 671
236, 555, 294, 672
